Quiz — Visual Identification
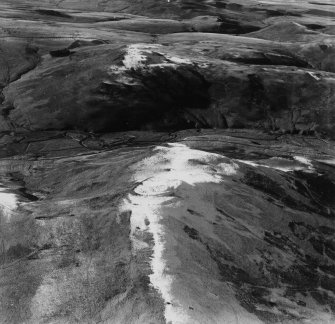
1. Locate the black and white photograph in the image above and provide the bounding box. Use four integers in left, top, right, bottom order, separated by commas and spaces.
0, 0, 334, 323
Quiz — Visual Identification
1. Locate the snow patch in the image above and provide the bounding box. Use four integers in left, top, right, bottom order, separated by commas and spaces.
108, 43, 193, 80
0, 186, 18, 221
119, 143, 238, 324
121, 44, 193, 70
317, 158, 335, 166
165, 55, 192, 65
238, 156, 315, 172
122, 44, 156, 69
294, 156, 314, 168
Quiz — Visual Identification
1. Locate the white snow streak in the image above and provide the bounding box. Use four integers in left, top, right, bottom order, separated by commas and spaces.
119, 143, 238, 324
238, 156, 315, 172
317, 158, 335, 166
0, 186, 18, 221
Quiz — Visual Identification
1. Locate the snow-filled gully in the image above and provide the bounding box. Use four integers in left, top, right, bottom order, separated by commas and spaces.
0, 185, 19, 222
119, 143, 238, 324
